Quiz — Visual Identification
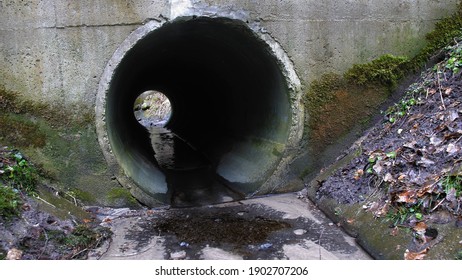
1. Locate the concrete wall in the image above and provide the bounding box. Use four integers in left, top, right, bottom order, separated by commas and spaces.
0, 0, 459, 206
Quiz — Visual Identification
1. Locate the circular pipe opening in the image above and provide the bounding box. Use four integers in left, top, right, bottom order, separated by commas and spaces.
98, 17, 299, 207
133, 90, 172, 128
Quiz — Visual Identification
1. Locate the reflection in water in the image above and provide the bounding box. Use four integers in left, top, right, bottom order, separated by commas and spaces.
149, 126, 244, 207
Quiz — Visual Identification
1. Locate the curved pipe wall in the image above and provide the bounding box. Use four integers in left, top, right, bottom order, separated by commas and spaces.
97, 17, 302, 206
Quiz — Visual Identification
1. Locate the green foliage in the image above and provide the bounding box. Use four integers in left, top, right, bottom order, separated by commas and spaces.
409, 5, 462, 70
385, 96, 419, 123
445, 45, 462, 74
441, 175, 462, 197
456, 250, 462, 260
1, 152, 38, 195
344, 54, 410, 89
0, 185, 21, 218
64, 225, 98, 248
386, 204, 423, 226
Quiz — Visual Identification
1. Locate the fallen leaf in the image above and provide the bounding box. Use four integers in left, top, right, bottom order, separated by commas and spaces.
444, 87, 452, 96
102, 217, 112, 223
429, 136, 443, 146
396, 190, 417, 203
448, 109, 459, 122
446, 143, 460, 155
384, 173, 394, 182
353, 169, 364, 180
390, 227, 399, 236
417, 157, 435, 167
83, 219, 92, 224
413, 222, 427, 234
404, 248, 428, 260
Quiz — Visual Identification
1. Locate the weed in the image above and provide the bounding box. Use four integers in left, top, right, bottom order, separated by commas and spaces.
1, 152, 38, 195
386, 204, 423, 226
445, 45, 462, 74
456, 250, 462, 260
441, 175, 462, 197
0, 185, 21, 218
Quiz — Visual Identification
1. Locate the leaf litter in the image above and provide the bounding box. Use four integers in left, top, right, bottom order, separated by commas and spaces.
317, 40, 462, 259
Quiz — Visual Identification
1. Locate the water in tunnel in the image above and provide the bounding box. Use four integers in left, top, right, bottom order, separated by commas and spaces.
101, 17, 293, 206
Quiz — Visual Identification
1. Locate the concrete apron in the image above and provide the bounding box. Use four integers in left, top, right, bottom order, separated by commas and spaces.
88, 193, 370, 260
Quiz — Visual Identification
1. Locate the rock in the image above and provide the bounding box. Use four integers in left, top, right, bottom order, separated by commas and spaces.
259, 243, 273, 250
6, 248, 22, 260
293, 229, 307, 235
170, 250, 186, 260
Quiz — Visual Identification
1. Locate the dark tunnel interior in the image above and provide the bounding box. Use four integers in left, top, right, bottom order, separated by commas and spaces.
105, 17, 292, 205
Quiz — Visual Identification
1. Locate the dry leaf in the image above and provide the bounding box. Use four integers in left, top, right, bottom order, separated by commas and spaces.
413, 222, 427, 234
444, 87, 452, 96
353, 169, 364, 180
446, 143, 460, 155
404, 248, 428, 260
396, 190, 416, 203
384, 173, 394, 182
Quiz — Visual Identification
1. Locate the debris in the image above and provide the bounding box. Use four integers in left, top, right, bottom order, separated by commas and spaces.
404, 248, 428, 260
293, 229, 307, 235
259, 243, 273, 250
6, 248, 22, 260
170, 250, 187, 260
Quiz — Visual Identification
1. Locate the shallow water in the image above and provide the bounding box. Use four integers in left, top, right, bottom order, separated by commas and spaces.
148, 125, 243, 207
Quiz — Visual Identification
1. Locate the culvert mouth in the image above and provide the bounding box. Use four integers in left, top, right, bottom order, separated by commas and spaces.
96, 17, 302, 207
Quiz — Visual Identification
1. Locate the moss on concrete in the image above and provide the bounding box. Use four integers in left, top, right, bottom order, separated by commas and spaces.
409, 3, 462, 70
303, 5, 462, 166
107, 188, 139, 207
344, 54, 409, 89
0, 86, 136, 207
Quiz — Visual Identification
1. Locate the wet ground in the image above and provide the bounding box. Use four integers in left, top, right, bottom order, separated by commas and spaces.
88, 193, 370, 260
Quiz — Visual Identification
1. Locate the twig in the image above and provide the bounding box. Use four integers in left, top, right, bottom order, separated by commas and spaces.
430, 198, 446, 213
35, 195, 56, 208
38, 228, 49, 259
436, 66, 447, 110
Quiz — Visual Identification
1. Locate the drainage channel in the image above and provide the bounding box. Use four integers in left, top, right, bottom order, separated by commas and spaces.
96, 16, 302, 207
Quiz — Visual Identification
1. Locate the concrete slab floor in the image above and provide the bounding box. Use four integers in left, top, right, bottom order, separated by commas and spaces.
88, 193, 371, 260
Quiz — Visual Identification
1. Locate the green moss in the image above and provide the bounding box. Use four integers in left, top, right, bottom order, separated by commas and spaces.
107, 188, 137, 205
344, 54, 409, 89
0, 114, 47, 148
304, 73, 345, 124
66, 188, 95, 204
0, 86, 94, 129
407, 4, 462, 71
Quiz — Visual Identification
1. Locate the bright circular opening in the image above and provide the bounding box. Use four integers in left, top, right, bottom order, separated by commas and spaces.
133, 90, 172, 128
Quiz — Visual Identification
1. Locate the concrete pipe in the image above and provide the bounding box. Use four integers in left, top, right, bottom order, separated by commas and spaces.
96, 17, 303, 207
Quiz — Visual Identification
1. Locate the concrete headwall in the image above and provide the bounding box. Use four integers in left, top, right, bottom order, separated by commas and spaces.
0, 0, 459, 206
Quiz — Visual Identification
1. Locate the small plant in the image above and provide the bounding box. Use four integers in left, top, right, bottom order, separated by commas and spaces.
456, 250, 462, 260
446, 45, 462, 74
385, 96, 419, 123
1, 152, 38, 195
441, 175, 462, 197
386, 204, 423, 226
0, 185, 21, 218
